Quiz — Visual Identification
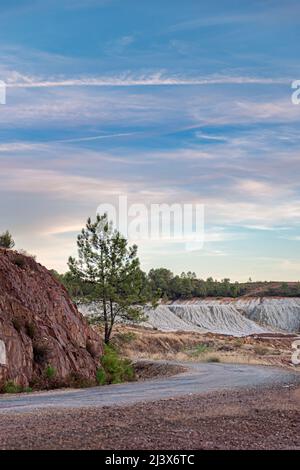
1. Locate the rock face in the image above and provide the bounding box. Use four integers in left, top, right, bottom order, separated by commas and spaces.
0, 249, 102, 389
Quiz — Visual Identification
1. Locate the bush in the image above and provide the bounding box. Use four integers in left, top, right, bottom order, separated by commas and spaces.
99, 345, 135, 385
1, 381, 33, 394
190, 343, 211, 356
44, 365, 56, 379
96, 368, 107, 385
0, 231, 15, 249
2, 381, 22, 394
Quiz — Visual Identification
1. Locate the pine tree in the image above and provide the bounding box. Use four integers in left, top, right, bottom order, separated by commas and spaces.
68, 214, 151, 344
0, 231, 15, 249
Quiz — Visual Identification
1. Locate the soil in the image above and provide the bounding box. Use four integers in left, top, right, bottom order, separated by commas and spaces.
0, 383, 299, 450
111, 325, 299, 369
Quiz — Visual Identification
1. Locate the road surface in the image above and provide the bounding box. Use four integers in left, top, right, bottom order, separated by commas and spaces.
0, 362, 298, 413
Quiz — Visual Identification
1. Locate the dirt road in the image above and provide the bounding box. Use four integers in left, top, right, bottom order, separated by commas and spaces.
0, 362, 298, 413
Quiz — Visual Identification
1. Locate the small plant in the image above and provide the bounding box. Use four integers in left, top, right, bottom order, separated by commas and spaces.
96, 368, 107, 385
206, 355, 221, 363
187, 342, 212, 357
2, 381, 22, 394
99, 345, 135, 385
44, 365, 56, 379
0, 231, 15, 249
193, 343, 210, 355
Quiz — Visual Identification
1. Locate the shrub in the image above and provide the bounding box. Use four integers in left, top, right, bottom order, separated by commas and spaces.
44, 365, 56, 379
191, 343, 211, 355
99, 345, 135, 385
2, 381, 22, 394
96, 368, 107, 385
0, 231, 15, 249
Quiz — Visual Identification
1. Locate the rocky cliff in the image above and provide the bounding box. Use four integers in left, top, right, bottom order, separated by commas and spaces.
0, 249, 102, 389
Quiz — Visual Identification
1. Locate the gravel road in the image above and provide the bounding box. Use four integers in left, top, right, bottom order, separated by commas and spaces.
0, 362, 298, 413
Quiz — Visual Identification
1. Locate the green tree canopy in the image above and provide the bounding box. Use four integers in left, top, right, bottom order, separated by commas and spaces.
0, 231, 15, 249
68, 214, 153, 343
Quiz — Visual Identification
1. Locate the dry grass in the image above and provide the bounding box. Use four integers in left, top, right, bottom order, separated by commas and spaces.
101, 325, 298, 370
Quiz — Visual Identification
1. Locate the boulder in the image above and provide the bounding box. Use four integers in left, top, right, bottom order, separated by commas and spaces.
0, 249, 102, 389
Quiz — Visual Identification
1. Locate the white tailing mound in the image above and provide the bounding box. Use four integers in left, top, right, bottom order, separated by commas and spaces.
144, 298, 300, 336
234, 297, 300, 332
79, 297, 300, 337
144, 301, 270, 336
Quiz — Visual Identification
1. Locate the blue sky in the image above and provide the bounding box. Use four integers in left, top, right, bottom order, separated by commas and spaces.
0, 0, 300, 280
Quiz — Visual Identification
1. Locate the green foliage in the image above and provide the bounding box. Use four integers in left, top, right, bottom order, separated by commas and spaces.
99, 345, 135, 385
1, 381, 33, 394
68, 213, 154, 343
96, 368, 107, 385
44, 365, 57, 379
190, 343, 211, 356
2, 381, 22, 394
0, 231, 15, 249
146, 270, 246, 300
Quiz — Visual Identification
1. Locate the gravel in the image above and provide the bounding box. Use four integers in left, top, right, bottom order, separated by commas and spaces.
0, 383, 299, 450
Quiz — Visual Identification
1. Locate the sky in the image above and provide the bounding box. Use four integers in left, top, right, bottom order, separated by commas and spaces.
0, 0, 300, 281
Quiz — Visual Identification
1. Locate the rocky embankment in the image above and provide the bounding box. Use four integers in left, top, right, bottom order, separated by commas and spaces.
0, 249, 102, 390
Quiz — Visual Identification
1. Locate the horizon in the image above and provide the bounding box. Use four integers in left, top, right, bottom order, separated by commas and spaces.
0, 0, 300, 281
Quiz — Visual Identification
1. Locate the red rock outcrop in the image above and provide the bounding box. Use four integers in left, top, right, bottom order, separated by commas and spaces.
0, 249, 102, 389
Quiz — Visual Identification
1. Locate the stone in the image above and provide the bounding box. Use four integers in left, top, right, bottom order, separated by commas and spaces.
0, 249, 103, 389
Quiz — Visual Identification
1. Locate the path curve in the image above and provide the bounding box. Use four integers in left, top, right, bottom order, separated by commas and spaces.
0, 362, 299, 414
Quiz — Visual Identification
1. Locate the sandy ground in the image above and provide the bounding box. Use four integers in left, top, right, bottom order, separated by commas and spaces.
112, 325, 299, 369
0, 382, 299, 450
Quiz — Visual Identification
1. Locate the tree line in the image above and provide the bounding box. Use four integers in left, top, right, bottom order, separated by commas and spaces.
2, 219, 300, 345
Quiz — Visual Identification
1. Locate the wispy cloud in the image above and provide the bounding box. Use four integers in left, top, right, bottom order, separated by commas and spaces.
4, 72, 288, 88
